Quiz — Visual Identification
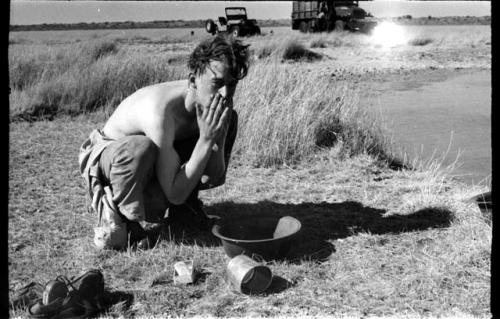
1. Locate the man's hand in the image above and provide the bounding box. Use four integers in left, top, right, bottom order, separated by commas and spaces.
196, 93, 231, 146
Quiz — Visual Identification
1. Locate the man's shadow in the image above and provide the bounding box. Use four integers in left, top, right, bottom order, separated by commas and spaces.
101, 290, 134, 315
158, 200, 452, 263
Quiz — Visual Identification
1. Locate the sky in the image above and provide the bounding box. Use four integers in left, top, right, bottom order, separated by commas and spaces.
9, 1, 491, 25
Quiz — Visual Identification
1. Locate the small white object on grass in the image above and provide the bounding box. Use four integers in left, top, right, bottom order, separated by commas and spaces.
173, 260, 196, 284
273, 216, 298, 239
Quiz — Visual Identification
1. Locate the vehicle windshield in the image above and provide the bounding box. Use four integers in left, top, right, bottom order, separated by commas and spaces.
226, 8, 246, 16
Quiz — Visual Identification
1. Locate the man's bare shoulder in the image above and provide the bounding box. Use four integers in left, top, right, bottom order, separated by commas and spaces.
138, 80, 187, 125
103, 80, 187, 138
129, 80, 186, 109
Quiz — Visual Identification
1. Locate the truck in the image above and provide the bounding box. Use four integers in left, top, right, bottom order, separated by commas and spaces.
291, 0, 377, 33
205, 7, 261, 37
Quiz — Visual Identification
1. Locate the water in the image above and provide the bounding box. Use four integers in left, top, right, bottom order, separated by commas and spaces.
10, 1, 491, 25
368, 70, 491, 185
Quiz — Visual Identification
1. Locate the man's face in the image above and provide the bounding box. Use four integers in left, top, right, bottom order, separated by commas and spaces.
194, 60, 238, 110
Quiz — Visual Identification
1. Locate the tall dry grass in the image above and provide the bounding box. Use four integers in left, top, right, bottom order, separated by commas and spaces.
234, 60, 395, 166
9, 36, 398, 167
9, 40, 187, 120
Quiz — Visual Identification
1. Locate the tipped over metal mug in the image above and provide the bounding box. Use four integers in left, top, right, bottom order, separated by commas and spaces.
226, 254, 272, 294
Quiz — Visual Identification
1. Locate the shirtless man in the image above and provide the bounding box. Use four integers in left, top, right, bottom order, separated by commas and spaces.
78, 35, 250, 250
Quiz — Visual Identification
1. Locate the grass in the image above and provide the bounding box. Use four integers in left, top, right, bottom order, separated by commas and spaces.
408, 37, 433, 46
9, 40, 187, 120
252, 36, 322, 62
9, 36, 394, 167
8, 117, 491, 317
10, 25, 491, 120
310, 37, 328, 48
8, 25, 491, 317
233, 61, 395, 166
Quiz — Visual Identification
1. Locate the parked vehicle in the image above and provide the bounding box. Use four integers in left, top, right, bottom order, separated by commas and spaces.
291, 0, 377, 33
206, 7, 261, 37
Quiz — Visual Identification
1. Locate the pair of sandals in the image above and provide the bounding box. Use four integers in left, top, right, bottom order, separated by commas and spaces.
11, 269, 105, 318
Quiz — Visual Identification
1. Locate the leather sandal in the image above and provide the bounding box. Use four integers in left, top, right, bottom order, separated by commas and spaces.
27, 278, 70, 318
26, 269, 105, 319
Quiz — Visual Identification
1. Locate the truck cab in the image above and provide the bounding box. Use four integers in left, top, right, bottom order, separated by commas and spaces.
291, 0, 376, 33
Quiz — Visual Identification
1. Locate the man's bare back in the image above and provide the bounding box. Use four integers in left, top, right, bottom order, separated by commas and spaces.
102, 80, 195, 142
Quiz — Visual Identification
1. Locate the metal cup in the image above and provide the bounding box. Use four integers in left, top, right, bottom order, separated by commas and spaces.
227, 254, 272, 294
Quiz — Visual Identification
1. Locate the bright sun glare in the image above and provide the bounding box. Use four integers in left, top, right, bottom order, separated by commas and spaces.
370, 21, 407, 48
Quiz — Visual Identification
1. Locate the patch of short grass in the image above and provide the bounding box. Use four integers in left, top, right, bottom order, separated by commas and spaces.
84, 39, 119, 60
252, 36, 322, 62
408, 37, 433, 46
310, 37, 328, 48
308, 33, 347, 48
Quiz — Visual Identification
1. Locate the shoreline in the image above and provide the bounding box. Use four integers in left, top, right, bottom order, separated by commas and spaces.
9, 15, 490, 32
361, 68, 491, 186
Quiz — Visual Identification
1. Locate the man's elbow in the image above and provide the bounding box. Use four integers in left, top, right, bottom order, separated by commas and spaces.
199, 174, 226, 190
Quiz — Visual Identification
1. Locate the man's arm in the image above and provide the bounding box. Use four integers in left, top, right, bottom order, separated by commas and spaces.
200, 98, 236, 188
200, 131, 228, 188
145, 95, 230, 205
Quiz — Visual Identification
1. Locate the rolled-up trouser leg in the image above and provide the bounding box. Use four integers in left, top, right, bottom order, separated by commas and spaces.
99, 135, 159, 223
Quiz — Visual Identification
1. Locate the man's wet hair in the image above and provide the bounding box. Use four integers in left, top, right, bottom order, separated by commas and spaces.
188, 34, 250, 81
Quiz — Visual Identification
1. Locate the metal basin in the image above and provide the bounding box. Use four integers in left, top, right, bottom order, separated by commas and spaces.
212, 216, 301, 260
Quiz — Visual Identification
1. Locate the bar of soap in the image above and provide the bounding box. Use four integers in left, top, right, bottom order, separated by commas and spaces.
173, 261, 196, 284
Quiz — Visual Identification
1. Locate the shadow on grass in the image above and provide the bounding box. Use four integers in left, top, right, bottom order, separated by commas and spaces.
101, 290, 134, 314
153, 200, 452, 264
205, 200, 453, 263
264, 275, 295, 295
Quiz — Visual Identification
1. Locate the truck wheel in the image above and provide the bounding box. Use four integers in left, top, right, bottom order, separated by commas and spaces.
318, 18, 327, 32
335, 20, 345, 31
254, 26, 261, 36
231, 26, 240, 37
308, 20, 315, 32
205, 19, 216, 34
299, 21, 309, 33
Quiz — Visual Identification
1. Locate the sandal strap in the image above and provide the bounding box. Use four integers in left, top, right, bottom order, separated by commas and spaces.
67, 269, 102, 289
54, 275, 71, 287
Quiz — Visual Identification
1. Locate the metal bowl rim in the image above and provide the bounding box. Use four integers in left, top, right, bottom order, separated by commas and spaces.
211, 216, 301, 244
